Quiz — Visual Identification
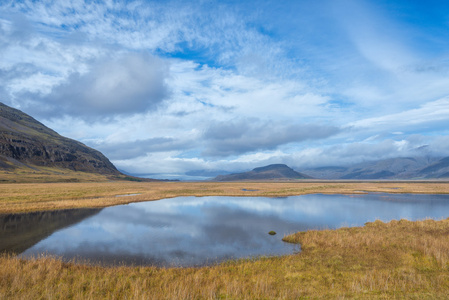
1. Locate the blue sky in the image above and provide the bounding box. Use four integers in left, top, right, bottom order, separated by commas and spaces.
1, 0, 449, 178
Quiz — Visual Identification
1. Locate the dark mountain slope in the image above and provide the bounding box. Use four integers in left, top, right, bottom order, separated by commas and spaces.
214, 164, 312, 181
0, 102, 119, 175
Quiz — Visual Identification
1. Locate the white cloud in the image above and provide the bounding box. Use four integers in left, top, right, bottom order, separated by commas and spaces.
349, 96, 449, 131
202, 119, 339, 157
22, 52, 170, 119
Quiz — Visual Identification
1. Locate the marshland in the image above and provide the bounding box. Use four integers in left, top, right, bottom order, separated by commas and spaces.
2, 181, 449, 298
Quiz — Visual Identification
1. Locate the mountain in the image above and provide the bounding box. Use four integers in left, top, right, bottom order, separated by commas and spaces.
0, 102, 119, 175
213, 164, 312, 181
302, 157, 448, 180
418, 157, 449, 178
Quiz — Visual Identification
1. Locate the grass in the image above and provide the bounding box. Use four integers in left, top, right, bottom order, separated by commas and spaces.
0, 167, 155, 184
0, 167, 114, 183
1, 180, 449, 298
1, 180, 449, 214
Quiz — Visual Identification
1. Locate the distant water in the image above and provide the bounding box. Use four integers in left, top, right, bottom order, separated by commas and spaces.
2, 193, 449, 267
141, 174, 212, 181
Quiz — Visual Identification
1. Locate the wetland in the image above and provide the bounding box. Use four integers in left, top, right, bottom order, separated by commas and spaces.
3, 181, 449, 298
3, 192, 449, 267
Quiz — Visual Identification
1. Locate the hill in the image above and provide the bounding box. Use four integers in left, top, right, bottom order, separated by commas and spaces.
213, 164, 312, 181
0, 102, 127, 181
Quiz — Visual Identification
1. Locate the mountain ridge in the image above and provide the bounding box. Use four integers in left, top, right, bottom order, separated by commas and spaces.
301, 156, 449, 179
0, 102, 119, 175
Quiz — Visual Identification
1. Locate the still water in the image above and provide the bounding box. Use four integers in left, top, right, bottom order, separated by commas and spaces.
2, 193, 449, 267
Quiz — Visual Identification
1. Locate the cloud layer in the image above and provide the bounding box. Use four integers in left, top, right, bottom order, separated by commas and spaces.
44, 53, 169, 119
203, 120, 340, 157
1, 0, 449, 177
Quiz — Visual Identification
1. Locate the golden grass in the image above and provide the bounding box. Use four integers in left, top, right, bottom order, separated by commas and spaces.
0, 167, 117, 183
2, 218, 449, 298
1, 180, 449, 214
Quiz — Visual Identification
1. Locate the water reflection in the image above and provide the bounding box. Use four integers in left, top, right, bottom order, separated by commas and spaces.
0, 208, 101, 254
19, 198, 301, 267
3, 193, 449, 267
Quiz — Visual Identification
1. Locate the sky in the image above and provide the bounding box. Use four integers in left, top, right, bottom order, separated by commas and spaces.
1, 0, 449, 179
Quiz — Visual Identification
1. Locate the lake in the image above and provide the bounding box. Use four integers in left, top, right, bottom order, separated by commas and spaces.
2, 193, 449, 267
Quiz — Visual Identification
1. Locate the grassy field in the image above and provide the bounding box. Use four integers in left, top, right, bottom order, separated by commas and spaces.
1, 180, 449, 214
1, 180, 449, 298
0, 166, 161, 185
0, 168, 117, 184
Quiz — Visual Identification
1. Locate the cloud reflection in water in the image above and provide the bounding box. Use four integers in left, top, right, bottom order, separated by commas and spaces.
21, 193, 449, 267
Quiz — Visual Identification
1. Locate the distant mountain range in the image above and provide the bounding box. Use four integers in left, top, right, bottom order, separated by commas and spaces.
208, 157, 449, 181
302, 157, 449, 179
0, 102, 119, 175
213, 164, 312, 181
